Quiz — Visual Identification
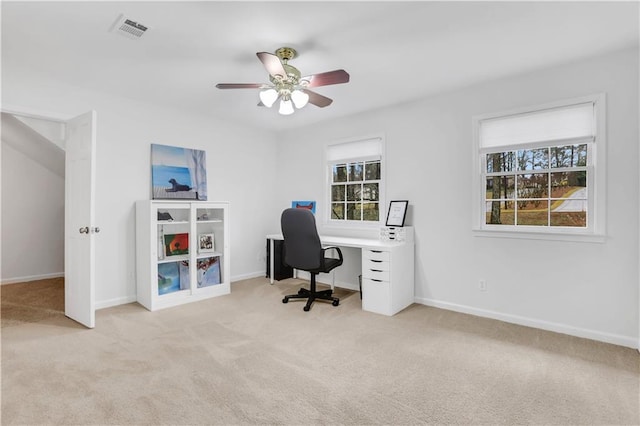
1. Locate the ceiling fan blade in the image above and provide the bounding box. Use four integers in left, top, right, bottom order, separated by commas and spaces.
215, 83, 264, 89
301, 70, 350, 88
256, 52, 287, 79
303, 89, 333, 108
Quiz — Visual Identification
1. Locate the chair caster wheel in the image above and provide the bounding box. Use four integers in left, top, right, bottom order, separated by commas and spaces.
332, 300, 339, 307
282, 297, 288, 303
303, 305, 310, 312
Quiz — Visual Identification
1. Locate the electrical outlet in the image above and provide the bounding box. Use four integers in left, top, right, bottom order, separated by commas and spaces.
479, 280, 487, 291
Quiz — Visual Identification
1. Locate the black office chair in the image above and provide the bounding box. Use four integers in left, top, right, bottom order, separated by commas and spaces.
280, 208, 343, 311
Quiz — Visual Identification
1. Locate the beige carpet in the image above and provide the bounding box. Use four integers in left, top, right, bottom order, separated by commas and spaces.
1, 277, 65, 328
1, 277, 638, 425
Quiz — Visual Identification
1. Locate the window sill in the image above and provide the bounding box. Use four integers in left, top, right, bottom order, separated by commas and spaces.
472, 228, 606, 243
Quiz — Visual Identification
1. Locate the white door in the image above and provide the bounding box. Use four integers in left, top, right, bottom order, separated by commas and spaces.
65, 111, 96, 328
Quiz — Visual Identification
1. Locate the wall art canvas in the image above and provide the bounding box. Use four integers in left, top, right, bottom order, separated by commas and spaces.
151, 143, 207, 200
292, 200, 316, 214
164, 233, 189, 256
157, 261, 190, 295
178, 260, 190, 291
157, 262, 179, 295
197, 256, 221, 288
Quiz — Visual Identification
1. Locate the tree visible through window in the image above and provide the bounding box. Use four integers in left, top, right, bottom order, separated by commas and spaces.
331, 160, 380, 221
486, 144, 588, 227
474, 96, 604, 237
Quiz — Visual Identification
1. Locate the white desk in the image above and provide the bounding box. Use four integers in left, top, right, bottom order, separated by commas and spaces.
266, 232, 415, 316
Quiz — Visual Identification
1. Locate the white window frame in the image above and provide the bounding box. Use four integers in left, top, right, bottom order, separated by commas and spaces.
325, 135, 386, 229
472, 94, 606, 242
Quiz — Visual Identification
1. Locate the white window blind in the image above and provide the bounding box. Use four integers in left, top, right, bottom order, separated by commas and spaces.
479, 102, 595, 149
327, 137, 382, 163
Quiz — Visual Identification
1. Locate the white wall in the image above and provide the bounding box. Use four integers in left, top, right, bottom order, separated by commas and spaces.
3, 45, 637, 347
275, 48, 639, 347
1, 142, 65, 282
1, 66, 279, 308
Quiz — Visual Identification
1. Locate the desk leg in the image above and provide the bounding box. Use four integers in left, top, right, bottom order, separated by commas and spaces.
269, 238, 274, 284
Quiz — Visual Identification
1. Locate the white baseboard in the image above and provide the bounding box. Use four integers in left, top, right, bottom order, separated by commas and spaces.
415, 296, 638, 349
95, 295, 137, 310
231, 271, 266, 282
1, 272, 64, 285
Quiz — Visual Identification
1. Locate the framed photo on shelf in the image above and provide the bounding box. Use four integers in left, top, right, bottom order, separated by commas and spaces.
198, 233, 215, 253
385, 200, 409, 227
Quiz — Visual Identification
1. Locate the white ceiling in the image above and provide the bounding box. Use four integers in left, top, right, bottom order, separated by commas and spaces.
2, 1, 638, 131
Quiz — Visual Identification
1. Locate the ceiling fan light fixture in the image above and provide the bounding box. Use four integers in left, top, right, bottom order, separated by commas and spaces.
278, 97, 294, 115
259, 88, 278, 108
216, 47, 350, 115
291, 89, 309, 109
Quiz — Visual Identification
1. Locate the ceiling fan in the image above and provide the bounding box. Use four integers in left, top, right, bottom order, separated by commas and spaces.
215, 47, 350, 115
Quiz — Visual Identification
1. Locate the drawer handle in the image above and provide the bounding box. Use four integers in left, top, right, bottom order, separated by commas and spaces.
370, 269, 383, 272
371, 279, 382, 282
370, 260, 383, 263
370, 250, 382, 253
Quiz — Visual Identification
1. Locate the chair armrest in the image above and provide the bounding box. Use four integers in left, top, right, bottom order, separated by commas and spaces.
321, 246, 343, 262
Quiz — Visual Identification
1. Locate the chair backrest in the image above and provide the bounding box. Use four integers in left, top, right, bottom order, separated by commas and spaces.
280, 208, 322, 271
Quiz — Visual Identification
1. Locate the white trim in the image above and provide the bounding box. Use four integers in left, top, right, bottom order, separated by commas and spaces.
324, 133, 386, 228
95, 295, 137, 310
472, 229, 606, 243
1, 272, 64, 285
415, 296, 638, 349
231, 271, 265, 282
472, 93, 606, 239
1, 103, 71, 122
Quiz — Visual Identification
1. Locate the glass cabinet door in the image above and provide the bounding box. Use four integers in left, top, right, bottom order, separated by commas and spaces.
194, 205, 225, 288
155, 204, 190, 296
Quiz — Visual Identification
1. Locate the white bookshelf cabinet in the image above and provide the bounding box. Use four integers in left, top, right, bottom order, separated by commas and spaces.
136, 200, 230, 311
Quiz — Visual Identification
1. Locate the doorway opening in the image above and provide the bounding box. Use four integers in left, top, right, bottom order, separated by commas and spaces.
1, 112, 67, 327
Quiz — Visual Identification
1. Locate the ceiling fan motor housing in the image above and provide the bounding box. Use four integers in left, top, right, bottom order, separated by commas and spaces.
270, 63, 304, 95
275, 47, 297, 62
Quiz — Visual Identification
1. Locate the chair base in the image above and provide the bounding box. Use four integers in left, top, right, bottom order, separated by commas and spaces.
282, 275, 339, 311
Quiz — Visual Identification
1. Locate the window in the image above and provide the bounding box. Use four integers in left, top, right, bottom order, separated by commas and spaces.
485, 144, 588, 227
327, 136, 384, 224
473, 95, 605, 240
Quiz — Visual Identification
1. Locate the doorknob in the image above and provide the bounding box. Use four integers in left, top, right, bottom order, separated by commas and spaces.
91, 227, 100, 234
79, 227, 89, 234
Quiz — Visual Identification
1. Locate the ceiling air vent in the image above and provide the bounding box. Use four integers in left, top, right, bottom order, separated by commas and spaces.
111, 14, 149, 39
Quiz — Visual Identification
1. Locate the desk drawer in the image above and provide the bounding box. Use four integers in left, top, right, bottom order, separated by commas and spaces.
363, 257, 390, 271
362, 267, 390, 282
362, 277, 391, 316
363, 249, 390, 262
